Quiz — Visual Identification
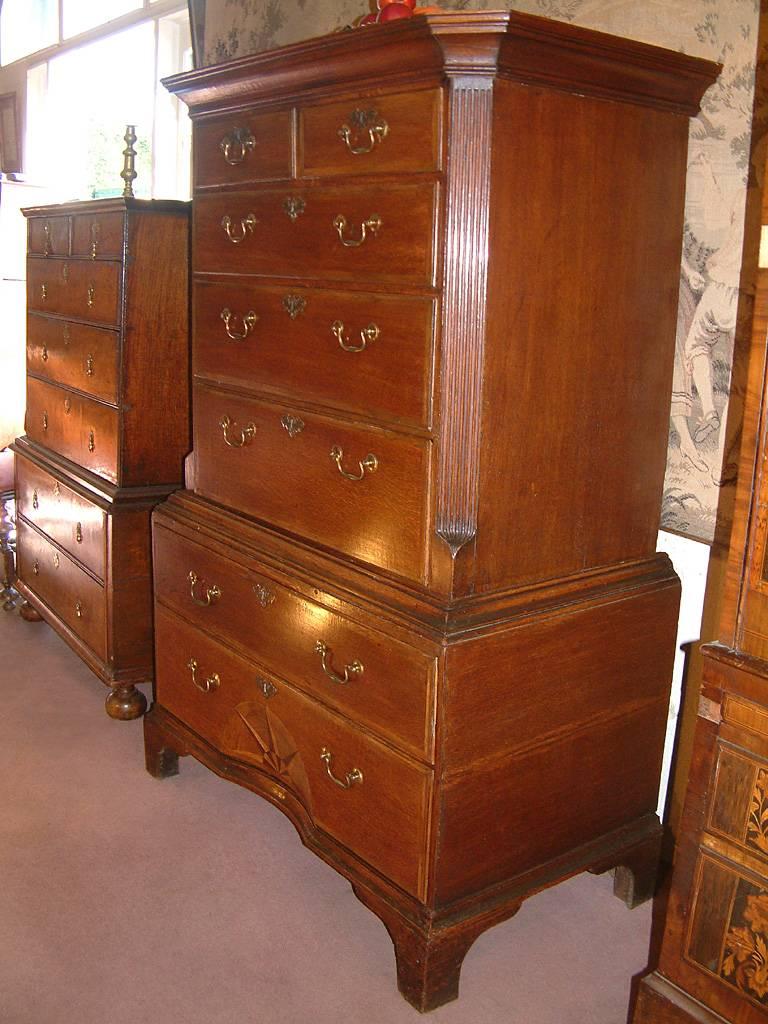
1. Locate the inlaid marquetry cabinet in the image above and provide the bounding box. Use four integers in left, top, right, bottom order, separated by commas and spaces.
13, 198, 190, 719
630, 275, 768, 1020
144, 14, 718, 1011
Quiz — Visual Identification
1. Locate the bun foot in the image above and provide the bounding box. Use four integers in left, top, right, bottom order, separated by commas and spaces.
105, 683, 147, 720
19, 601, 43, 622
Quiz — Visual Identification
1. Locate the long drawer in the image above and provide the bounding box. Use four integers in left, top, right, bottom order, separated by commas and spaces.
27, 257, 121, 326
16, 519, 106, 659
153, 523, 436, 760
192, 383, 430, 581
26, 377, 119, 484
194, 280, 435, 428
27, 314, 119, 405
194, 182, 437, 286
155, 603, 432, 898
15, 451, 106, 580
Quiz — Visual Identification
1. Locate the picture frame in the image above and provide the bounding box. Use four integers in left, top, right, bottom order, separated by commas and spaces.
188, 0, 206, 68
0, 92, 21, 174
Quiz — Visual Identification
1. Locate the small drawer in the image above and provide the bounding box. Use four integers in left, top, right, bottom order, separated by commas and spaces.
195, 109, 293, 187
28, 215, 69, 257
709, 744, 768, 861
27, 257, 121, 326
153, 524, 436, 760
27, 314, 119, 405
71, 212, 124, 259
194, 281, 435, 428
194, 182, 437, 287
15, 452, 106, 580
26, 378, 119, 484
16, 519, 106, 659
301, 89, 441, 177
155, 605, 431, 898
192, 384, 430, 582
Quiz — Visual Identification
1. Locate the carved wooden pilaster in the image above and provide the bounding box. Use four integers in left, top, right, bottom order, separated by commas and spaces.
436, 76, 493, 557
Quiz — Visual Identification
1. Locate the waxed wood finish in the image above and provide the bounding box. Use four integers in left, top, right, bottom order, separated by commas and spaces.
149, 14, 717, 1012
15, 198, 190, 718
27, 315, 119, 405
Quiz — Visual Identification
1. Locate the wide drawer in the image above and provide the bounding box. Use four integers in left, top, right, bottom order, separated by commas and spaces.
195, 109, 293, 188
26, 377, 119, 484
194, 182, 437, 286
155, 604, 431, 898
300, 88, 441, 177
28, 215, 69, 257
16, 519, 106, 659
71, 211, 124, 259
27, 314, 119, 405
27, 257, 121, 326
153, 523, 436, 760
192, 384, 430, 582
194, 280, 435, 428
15, 453, 105, 579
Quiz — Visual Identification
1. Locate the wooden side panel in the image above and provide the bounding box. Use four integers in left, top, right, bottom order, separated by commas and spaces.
473, 80, 690, 590
120, 208, 190, 487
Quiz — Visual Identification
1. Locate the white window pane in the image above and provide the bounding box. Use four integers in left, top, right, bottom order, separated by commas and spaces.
63, 0, 142, 40
1, 0, 57, 65
34, 23, 156, 200
154, 11, 192, 198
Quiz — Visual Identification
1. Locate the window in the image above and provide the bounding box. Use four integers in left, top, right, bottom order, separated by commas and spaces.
63, 0, 143, 40
0, 0, 57, 66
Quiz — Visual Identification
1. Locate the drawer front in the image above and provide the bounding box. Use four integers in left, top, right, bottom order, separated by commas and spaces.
153, 524, 436, 759
194, 281, 434, 428
71, 212, 124, 259
195, 109, 293, 187
16, 519, 106, 658
27, 258, 121, 325
194, 182, 437, 286
26, 377, 119, 483
28, 215, 69, 256
301, 89, 441, 177
27, 314, 119, 405
15, 454, 106, 579
155, 605, 431, 898
192, 385, 430, 581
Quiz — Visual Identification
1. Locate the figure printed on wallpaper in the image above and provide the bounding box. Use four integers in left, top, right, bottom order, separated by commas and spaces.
671, 191, 741, 475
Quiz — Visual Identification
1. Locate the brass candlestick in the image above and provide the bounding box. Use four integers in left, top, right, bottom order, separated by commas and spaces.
120, 124, 137, 198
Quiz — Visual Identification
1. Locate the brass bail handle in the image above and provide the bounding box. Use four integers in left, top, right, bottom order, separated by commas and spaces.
187, 657, 220, 693
220, 126, 256, 165
188, 569, 221, 607
314, 640, 363, 686
330, 445, 377, 481
219, 415, 256, 448
320, 748, 363, 789
331, 320, 379, 353
337, 109, 389, 155
221, 213, 257, 244
333, 214, 381, 248
220, 307, 258, 341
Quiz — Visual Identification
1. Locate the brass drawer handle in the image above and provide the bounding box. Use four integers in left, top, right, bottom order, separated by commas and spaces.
314, 639, 363, 685
320, 747, 363, 789
53, 552, 60, 569
252, 581, 275, 607
41, 283, 47, 302
221, 213, 257, 244
75, 600, 83, 618
257, 676, 278, 699
338, 109, 389, 155
281, 413, 304, 438
331, 320, 379, 353
220, 127, 256, 165
43, 221, 52, 256
41, 345, 49, 362
187, 657, 220, 693
63, 324, 70, 345
333, 214, 381, 248
86, 285, 95, 308
62, 262, 69, 282
90, 222, 100, 259
188, 569, 221, 607
283, 196, 305, 222
32, 490, 39, 510
220, 307, 258, 341
32, 559, 40, 576
64, 397, 72, 414
53, 481, 61, 497
88, 430, 95, 453
282, 294, 306, 320
42, 412, 48, 431
76, 522, 83, 544
219, 414, 256, 448
329, 445, 377, 481
85, 354, 94, 376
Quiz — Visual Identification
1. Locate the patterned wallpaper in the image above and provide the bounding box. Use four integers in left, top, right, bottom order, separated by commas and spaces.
201, 0, 765, 543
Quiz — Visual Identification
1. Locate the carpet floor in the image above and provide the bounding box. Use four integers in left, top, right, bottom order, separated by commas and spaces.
0, 607, 653, 1024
